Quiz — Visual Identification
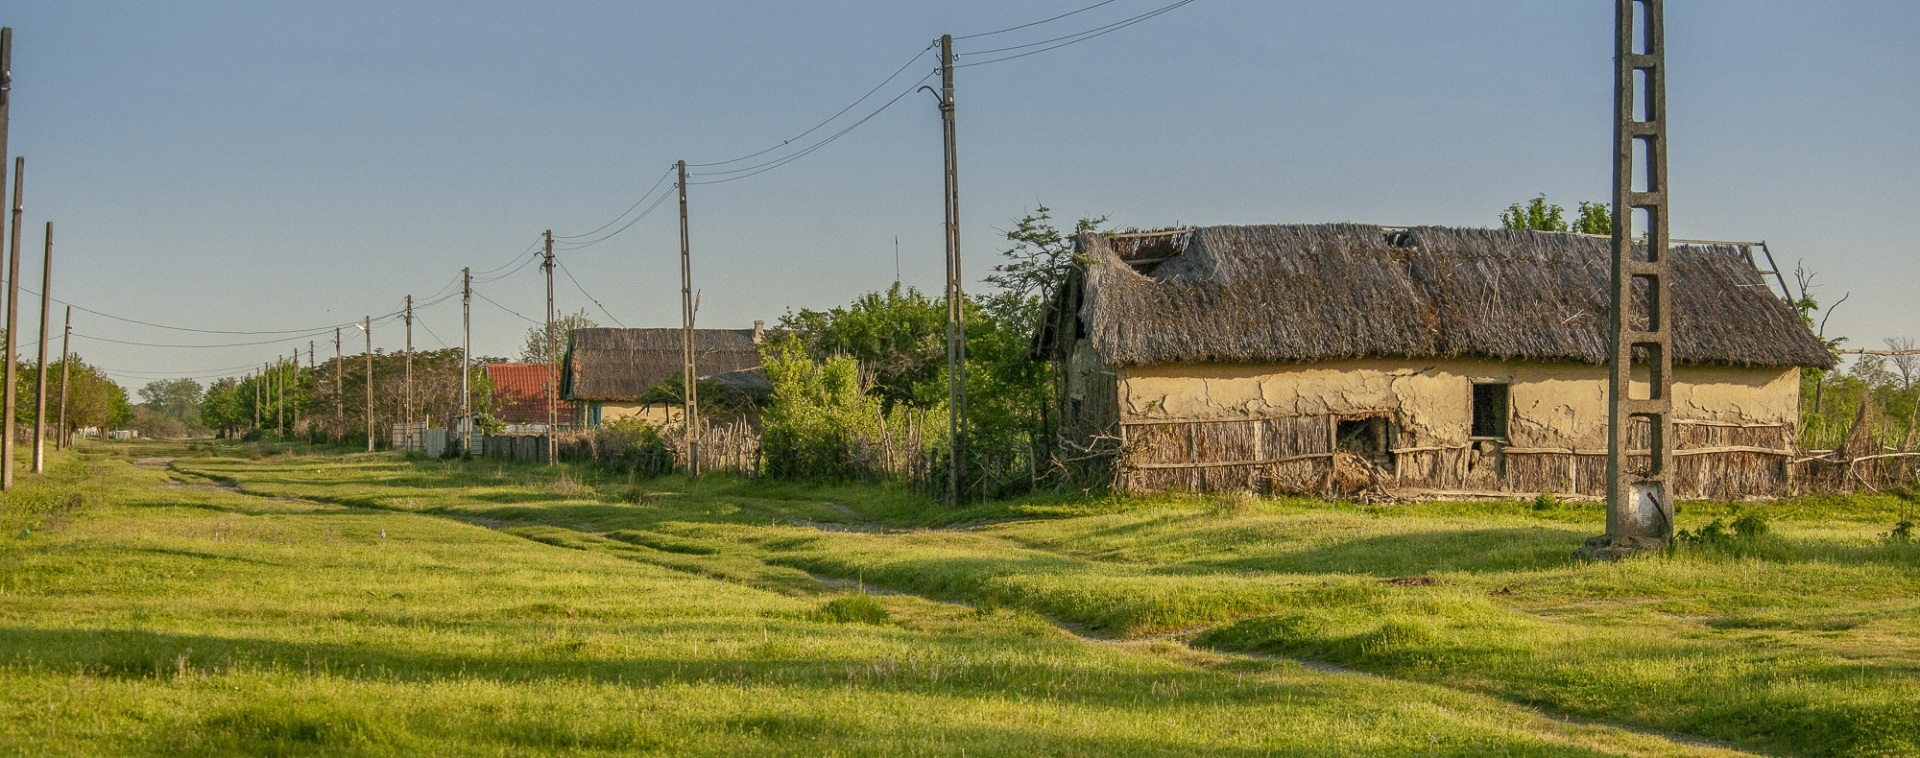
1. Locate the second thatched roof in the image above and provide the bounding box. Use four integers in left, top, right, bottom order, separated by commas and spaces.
1038, 224, 1833, 369
561, 327, 765, 402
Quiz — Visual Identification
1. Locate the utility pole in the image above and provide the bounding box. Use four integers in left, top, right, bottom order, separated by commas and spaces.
334, 327, 343, 442
1588, 0, 1675, 559
461, 266, 471, 455
541, 230, 557, 465
56, 305, 68, 450
364, 316, 373, 453
276, 354, 285, 433
252, 371, 260, 431
31, 221, 49, 472
931, 34, 967, 504
3, 157, 23, 491
404, 294, 414, 452
677, 160, 700, 477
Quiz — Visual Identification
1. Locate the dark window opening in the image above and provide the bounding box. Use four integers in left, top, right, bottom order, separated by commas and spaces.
1336, 416, 1395, 470
1471, 382, 1510, 439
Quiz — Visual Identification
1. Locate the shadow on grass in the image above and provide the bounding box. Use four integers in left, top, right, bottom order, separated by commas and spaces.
1173, 527, 1590, 577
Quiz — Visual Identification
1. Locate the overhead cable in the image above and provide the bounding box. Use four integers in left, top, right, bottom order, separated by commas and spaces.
956, 0, 1197, 67
953, 0, 1123, 40
686, 44, 934, 169
557, 261, 627, 328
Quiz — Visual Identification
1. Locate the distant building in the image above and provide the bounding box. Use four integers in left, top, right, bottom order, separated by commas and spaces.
485, 363, 575, 432
560, 325, 768, 428
1034, 224, 1834, 499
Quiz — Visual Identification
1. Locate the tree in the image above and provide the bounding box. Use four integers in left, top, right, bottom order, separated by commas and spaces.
985, 205, 1108, 306
1888, 336, 1919, 451
199, 377, 248, 436
520, 308, 598, 365
42, 357, 125, 435
1571, 201, 1612, 235
1500, 195, 1612, 234
1501, 195, 1567, 232
779, 284, 947, 410
138, 378, 204, 431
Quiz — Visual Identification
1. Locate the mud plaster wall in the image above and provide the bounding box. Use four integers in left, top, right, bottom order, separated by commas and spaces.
1116, 359, 1799, 449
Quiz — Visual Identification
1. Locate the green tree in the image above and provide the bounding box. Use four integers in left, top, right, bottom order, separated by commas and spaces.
1572, 201, 1612, 235
521, 309, 598, 366
778, 284, 947, 410
1501, 195, 1567, 231
138, 378, 204, 431
199, 377, 248, 436
985, 205, 1108, 305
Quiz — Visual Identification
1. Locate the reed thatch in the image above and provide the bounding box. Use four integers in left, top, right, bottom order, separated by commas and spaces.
561, 328, 764, 402
1041, 224, 1833, 369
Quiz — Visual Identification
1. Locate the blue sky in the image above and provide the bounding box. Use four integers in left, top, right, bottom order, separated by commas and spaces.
2, 0, 1914, 387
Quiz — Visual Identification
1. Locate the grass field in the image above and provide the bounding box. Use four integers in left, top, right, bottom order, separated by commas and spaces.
3, 440, 1915, 755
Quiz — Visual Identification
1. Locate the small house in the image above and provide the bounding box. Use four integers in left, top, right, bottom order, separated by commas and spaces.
560, 326, 767, 428
484, 363, 574, 432
1034, 224, 1833, 499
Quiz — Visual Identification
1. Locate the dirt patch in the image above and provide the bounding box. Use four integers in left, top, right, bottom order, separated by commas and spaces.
1385, 576, 1445, 587
133, 457, 177, 467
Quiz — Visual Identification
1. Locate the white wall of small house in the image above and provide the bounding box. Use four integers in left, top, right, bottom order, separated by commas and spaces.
1115, 359, 1800, 450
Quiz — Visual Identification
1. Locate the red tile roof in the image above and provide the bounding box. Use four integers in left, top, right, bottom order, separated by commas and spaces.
487, 363, 574, 424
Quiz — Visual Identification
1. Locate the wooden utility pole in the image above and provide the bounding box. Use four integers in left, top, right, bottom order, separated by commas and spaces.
55, 305, 68, 450
404, 294, 414, 452
276, 354, 285, 433
334, 327, 343, 441
31, 221, 49, 471
252, 371, 260, 431
677, 160, 700, 477
1589, 0, 1675, 559
3, 157, 23, 491
364, 316, 373, 453
461, 266, 471, 455
541, 230, 557, 465
933, 34, 967, 504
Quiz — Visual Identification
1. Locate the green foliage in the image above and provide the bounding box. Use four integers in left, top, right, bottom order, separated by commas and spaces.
1571, 200, 1612, 235
520, 308, 597, 365
815, 593, 892, 625
1500, 194, 1566, 231
758, 337, 937, 482
1500, 195, 1611, 235
985, 204, 1107, 302
778, 283, 946, 410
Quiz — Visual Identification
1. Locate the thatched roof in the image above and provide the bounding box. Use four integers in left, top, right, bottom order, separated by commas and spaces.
1038, 224, 1833, 369
561, 328, 764, 402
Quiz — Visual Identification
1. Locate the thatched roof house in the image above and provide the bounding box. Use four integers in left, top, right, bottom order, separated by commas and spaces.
1039, 224, 1833, 499
560, 326, 766, 427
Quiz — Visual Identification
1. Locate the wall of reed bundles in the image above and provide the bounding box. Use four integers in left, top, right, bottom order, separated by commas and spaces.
1112, 411, 1816, 498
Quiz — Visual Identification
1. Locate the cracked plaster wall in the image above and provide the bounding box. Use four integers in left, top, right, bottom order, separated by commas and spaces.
1116, 359, 1799, 449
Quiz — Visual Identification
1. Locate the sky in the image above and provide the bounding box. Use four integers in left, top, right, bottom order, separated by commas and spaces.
0, 0, 1914, 390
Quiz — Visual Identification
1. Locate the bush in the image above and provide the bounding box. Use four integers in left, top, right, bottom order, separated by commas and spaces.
759, 340, 937, 483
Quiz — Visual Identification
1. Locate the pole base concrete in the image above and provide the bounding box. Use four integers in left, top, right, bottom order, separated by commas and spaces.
1576, 533, 1668, 561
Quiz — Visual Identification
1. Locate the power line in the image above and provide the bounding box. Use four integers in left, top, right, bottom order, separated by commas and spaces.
688, 71, 937, 185
556, 260, 627, 328
686, 44, 935, 169
954, 0, 1123, 40
551, 186, 677, 251
956, 0, 1197, 67
552, 166, 676, 240
471, 287, 542, 325
71, 330, 341, 350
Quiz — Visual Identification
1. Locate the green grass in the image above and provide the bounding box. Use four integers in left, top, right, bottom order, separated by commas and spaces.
166, 444, 1920, 756
0, 442, 1742, 756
